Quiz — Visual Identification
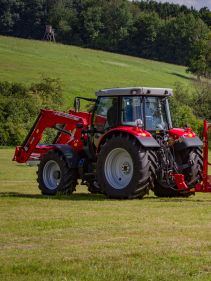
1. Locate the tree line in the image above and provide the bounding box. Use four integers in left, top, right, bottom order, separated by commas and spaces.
0, 0, 211, 78
1, 77, 210, 146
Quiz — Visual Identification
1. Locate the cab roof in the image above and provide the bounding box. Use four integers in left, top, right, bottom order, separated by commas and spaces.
96, 87, 173, 97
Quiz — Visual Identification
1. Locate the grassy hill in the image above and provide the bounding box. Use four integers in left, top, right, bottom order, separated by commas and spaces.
0, 36, 193, 104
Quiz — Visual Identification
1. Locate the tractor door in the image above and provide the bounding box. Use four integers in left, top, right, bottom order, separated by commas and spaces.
143, 96, 171, 131
92, 96, 119, 147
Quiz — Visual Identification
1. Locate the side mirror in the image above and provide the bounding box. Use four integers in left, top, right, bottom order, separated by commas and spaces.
74, 97, 80, 112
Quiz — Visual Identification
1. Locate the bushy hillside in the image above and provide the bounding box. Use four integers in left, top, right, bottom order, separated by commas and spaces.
0, 36, 193, 104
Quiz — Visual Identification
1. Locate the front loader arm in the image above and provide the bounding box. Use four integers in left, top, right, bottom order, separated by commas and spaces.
13, 109, 84, 163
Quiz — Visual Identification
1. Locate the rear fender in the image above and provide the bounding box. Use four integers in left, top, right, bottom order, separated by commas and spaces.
97, 127, 160, 153
169, 128, 203, 151
173, 136, 203, 151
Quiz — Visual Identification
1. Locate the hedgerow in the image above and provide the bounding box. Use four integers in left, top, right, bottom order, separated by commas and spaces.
0, 77, 64, 145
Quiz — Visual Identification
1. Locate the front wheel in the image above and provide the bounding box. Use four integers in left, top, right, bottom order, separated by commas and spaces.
37, 150, 77, 195
96, 135, 155, 199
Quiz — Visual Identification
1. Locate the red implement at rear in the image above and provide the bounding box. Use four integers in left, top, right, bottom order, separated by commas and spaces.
195, 119, 211, 192
171, 119, 211, 193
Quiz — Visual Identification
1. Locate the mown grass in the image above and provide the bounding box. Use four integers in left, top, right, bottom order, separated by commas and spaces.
0, 148, 211, 281
0, 36, 193, 105
0, 37, 210, 280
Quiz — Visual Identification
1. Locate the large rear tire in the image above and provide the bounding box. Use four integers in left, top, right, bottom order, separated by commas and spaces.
154, 147, 202, 197
37, 150, 77, 195
96, 135, 155, 199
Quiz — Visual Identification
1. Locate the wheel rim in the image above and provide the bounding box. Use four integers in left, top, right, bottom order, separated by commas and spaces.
104, 148, 133, 190
43, 160, 61, 190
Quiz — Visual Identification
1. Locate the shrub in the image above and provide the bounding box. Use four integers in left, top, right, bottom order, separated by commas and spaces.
170, 82, 203, 136
0, 78, 64, 146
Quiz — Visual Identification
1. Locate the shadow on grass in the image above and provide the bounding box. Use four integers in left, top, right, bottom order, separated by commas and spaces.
168, 72, 194, 81
144, 196, 211, 203
0, 192, 210, 203
0, 192, 106, 201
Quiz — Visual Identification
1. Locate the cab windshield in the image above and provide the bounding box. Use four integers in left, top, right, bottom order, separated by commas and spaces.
121, 96, 169, 130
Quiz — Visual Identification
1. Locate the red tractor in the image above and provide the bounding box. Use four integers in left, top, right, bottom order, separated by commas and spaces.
13, 87, 211, 199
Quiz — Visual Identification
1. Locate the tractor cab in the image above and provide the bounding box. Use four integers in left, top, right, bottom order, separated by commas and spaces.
93, 87, 173, 131
91, 87, 173, 146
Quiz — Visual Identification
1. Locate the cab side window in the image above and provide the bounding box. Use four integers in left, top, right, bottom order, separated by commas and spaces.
121, 96, 143, 126
145, 97, 168, 130
93, 97, 118, 131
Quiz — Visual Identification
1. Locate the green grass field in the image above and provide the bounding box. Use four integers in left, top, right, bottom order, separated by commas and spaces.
0, 36, 193, 105
0, 37, 210, 280
0, 148, 211, 281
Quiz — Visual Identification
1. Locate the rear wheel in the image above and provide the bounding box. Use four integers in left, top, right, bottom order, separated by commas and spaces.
154, 147, 203, 197
37, 150, 77, 195
96, 135, 155, 199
